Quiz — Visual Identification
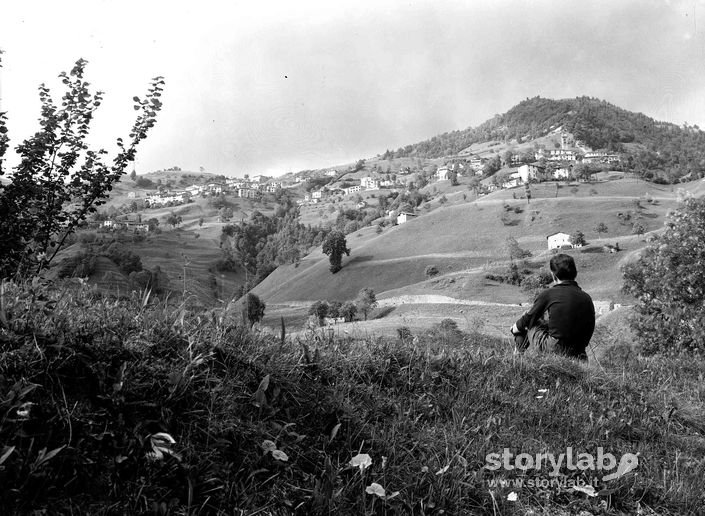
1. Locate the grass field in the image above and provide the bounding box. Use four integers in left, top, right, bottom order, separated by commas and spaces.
3, 280, 703, 515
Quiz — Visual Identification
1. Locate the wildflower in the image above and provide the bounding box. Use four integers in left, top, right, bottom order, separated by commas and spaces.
16, 402, 34, 420
435, 464, 450, 476
271, 450, 289, 462
421, 466, 429, 473
381, 456, 388, 469
349, 453, 372, 471
366, 482, 400, 500
261, 440, 277, 454
507, 491, 518, 502
146, 432, 181, 462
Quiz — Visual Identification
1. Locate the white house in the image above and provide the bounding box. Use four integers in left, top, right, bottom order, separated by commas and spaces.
436, 166, 449, 181
517, 164, 542, 183
397, 212, 416, 224
311, 190, 322, 199
547, 232, 572, 250
361, 176, 379, 190
325, 170, 338, 177
344, 185, 362, 195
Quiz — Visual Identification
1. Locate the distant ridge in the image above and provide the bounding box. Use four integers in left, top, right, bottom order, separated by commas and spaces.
383, 96, 705, 181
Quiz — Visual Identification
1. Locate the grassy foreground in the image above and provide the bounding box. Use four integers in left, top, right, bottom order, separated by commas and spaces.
0, 280, 704, 515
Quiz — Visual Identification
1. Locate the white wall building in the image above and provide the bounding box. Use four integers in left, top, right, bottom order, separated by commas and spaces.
547, 232, 572, 250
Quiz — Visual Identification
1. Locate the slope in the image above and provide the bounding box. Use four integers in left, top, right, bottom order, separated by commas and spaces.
252, 178, 681, 305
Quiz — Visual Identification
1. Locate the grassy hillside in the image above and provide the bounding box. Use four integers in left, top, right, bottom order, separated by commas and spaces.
2, 280, 703, 514
252, 179, 679, 308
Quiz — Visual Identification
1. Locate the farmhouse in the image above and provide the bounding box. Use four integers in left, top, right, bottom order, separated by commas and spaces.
436, 166, 449, 181
344, 185, 362, 195
311, 190, 323, 200
517, 163, 543, 183
397, 212, 416, 225
547, 232, 572, 250
361, 176, 379, 190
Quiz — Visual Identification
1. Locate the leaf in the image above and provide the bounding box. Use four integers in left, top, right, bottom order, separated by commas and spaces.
261, 440, 277, 454
34, 445, 66, 469
329, 423, 341, 442
258, 374, 270, 392
0, 446, 15, 466
572, 484, 598, 497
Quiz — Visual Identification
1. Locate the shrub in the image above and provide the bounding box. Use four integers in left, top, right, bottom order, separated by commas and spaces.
425, 265, 439, 277
396, 326, 412, 341
623, 197, 705, 354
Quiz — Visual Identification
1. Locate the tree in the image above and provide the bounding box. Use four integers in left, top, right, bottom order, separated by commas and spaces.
355, 287, 378, 321
632, 222, 646, 236
165, 212, 182, 228
594, 222, 608, 235
130, 169, 137, 181
243, 293, 266, 328
340, 301, 358, 322
622, 197, 705, 354
505, 236, 532, 261
0, 56, 164, 277
308, 300, 329, 325
570, 230, 586, 247
322, 230, 350, 273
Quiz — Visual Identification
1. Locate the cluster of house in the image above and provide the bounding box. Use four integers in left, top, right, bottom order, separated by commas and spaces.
131, 176, 283, 209
101, 220, 151, 232
298, 176, 398, 206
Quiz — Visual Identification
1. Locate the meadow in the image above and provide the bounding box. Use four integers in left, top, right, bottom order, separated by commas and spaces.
1, 279, 703, 515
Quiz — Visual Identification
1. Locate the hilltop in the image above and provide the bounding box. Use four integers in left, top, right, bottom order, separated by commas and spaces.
382, 96, 705, 182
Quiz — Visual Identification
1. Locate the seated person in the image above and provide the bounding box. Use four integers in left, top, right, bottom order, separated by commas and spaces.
511, 254, 595, 360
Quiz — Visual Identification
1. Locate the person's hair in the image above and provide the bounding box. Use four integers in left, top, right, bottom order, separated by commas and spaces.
550, 253, 577, 280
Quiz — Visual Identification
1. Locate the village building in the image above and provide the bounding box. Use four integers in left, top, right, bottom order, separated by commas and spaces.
436, 166, 449, 181
344, 185, 362, 195
553, 167, 571, 179
547, 232, 573, 250
397, 212, 416, 224
361, 176, 379, 190
517, 163, 543, 183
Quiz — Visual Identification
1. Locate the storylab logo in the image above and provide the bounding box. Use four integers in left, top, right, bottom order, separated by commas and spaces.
485, 447, 639, 481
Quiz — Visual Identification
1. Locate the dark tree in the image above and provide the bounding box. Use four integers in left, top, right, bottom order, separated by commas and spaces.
244, 293, 266, 328
322, 230, 350, 273
0, 56, 164, 277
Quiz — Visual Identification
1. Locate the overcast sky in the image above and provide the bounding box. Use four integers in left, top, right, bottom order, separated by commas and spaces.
1, 0, 703, 177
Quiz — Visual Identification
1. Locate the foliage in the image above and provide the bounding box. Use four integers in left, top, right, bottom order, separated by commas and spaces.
308, 300, 329, 325
520, 270, 554, 301
340, 301, 357, 322
594, 222, 608, 235
396, 326, 412, 341
424, 265, 439, 277
322, 230, 350, 274
505, 236, 532, 261
243, 293, 266, 328
0, 56, 164, 277
165, 212, 182, 228
355, 287, 377, 321
622, 198, 705, 354
570, 230, 586, 246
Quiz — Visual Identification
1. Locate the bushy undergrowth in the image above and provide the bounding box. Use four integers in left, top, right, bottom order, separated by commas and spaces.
0, 280, 704, 515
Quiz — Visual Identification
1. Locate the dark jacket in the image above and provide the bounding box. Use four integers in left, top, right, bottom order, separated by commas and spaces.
515, 280, 595, 357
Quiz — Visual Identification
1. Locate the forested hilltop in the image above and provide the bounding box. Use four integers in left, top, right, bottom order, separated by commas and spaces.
385, 96, 705, 181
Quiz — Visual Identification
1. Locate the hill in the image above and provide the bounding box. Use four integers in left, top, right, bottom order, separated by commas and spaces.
383, 96, 705, 181
252, 178, 682, 313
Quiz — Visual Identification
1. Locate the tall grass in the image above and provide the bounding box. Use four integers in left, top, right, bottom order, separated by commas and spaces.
0, 279, 703, 514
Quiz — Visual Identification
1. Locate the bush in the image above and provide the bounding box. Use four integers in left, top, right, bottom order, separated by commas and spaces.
425, 265, 439, 277
396, 326, 412, 341
623, 197, 705, 354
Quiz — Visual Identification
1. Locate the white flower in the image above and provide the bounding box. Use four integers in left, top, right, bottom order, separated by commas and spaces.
271, 449, 289, 462
349, 453, 372, 471
507, 491, 518, 502
261, 440, 277, 454
366, 483, 400, 500
366, 483, 386, 497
